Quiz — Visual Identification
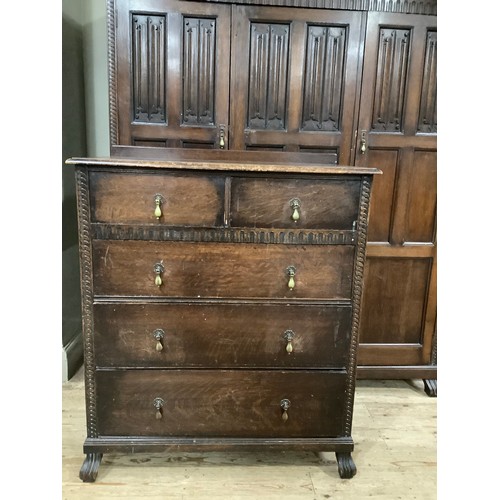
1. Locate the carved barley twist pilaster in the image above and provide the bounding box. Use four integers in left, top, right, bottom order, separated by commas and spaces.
344, 176, 372, 436
75, 168, 98, 438
107, 0, 118, 147
430, 328, 437, 365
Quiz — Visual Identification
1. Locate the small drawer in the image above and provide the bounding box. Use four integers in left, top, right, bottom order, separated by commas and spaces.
89, 170, 225, 226
95, 370, 347, 437
230, 177, 361, 229
92, 240, 354, 299
93, 303, 352, 368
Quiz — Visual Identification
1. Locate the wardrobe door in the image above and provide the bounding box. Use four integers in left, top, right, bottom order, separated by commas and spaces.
229, 5, 364, 164
354, 12, 437, 381
112, 0, 230, 149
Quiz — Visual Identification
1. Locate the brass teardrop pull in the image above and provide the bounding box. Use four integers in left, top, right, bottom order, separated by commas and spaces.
280, 399, 291, 422
154, 195, 163, 219
154, 263, 164, 287
283, 330, 295, 354
286, 266, 296, 290
153, 397, 165, 420
290, 198, 301, 222
153, 329, 165, 352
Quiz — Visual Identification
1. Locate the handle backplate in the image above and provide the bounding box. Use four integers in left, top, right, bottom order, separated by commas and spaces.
280, 398, 291, 422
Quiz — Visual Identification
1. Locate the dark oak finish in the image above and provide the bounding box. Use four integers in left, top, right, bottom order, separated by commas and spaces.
93, 302, 352, 368
90, 171, 225, 226
106, 0, 437, 387
354, 11, 437, 387
69, 156, 377, 481
113, 0, 231, 149
92, 240, 355, 299
230, 177, 361, 230
229, 5, 363, 163
95, 370, 348, 437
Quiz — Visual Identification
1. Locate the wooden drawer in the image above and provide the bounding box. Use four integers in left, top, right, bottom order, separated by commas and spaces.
92, 240, 354, 299
95, 370, 347, 437
230, 177, 361, 229
93, 303, 352, 368
89, 171, 225, 226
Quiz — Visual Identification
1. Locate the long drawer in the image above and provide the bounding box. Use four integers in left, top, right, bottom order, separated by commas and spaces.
95, 370, 347, 438
93, 303, 352, 368
92, 240, 354, 299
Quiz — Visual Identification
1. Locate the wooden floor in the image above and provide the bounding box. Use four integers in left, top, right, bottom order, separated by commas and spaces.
62, 366, 436, 499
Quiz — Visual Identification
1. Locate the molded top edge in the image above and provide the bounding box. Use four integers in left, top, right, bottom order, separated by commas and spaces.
65, 157, 382, 175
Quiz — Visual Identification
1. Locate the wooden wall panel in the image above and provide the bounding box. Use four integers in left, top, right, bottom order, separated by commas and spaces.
365, 149, 398, 243
404, 149, 436, 242
355, 12, 437, 382
417, 30, 437, 134
301, 25, 346, 132
247, 23, 290, 130
371, 28, 410, 132
131, 14, 166, 123
359, 257, 432, 345
230, 6, 363, 162
183, 17, 216, 126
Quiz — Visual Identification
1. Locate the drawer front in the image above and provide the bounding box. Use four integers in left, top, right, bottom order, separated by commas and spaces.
89, 171, 225, 226
92, 240, 354, 299
230, 177, 361, 229
96, 370, 347, 437
94, 303, 351, 368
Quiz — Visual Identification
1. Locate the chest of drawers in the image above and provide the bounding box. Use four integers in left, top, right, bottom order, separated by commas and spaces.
68, 157, 379, 482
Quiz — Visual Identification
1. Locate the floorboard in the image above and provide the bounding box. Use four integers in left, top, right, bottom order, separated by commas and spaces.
62, 367, 436, 499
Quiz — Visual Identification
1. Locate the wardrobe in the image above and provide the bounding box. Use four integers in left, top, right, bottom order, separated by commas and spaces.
106, 0, 437, 394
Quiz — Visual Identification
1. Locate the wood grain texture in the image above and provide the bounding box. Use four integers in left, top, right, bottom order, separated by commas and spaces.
111, 145, 338, 164
89, 170, 225, 226
66, 156, 381, 176
95, 369, 347, 437
63, 367, 437, 498
92, 240, 355, 299
230, 177, 360, 230
355, 11, 437, 378
93, 302, 352, 368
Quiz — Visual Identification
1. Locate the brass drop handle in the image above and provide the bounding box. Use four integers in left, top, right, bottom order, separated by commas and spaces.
290, 198, 301, 222
154, 194, 163, 219
154, 263, 165, 287
280, 399, 291, 422
153, 329, 165, 351
153, 397, 165, 420
219, 125, 226, 149
286, 266, 296, 290
360, 130, 367, 155
283, 330, 295, 354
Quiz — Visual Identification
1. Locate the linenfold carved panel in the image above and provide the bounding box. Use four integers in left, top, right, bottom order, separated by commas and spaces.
183, 17, 216, 126
417, 30, 437, 133
131, 14, 166, 123
371, 28, 410, 132
302, 26, 346, 132
247, 23, 290, 130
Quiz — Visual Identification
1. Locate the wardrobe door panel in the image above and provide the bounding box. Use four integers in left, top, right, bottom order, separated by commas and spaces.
230, 5, 364, 164
355, 12, 437, 378
112, 0, 230, 149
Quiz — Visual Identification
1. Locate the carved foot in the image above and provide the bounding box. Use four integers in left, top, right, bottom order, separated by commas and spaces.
423, 379, 437, 397
336, 452, 357, 479
79, 453, 103, 482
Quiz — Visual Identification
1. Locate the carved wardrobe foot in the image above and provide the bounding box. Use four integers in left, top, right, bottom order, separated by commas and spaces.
79, 453, 103, 482
336, 452, 357, 479
423, 379, 437, 397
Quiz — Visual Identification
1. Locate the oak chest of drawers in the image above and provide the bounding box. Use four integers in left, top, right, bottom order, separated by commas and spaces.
68, 156, 379, 482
